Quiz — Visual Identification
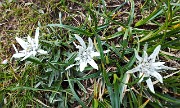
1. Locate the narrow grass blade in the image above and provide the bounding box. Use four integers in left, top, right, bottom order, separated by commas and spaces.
119, 73, 130, 103
48, 24, 92, 36
67, 75, 87, 108
135, 8, 163, 27
76, 81, 87, 93
139, 99, 150, 108
154, 92, 180, 104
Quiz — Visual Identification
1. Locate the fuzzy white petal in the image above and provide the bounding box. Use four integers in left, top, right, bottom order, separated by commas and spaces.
12, 53, 26, 58
91, 52, 100, 57
37, 49, 48, 54
12, 44, 18, 53
103, 50, 110, 53
75, 56, 80, 61
151, 71, 163, 83
152, 62, 165, 67
160, 65, 177, 70
32, 51, 37, 56
21, 51, 34, 61
15, 37, 28, 50
19, 50, 26, 53
35, 27, 39, 49
134, 49, 142, 61
143, 51, 148, 62
149, 45, 161, 62
74, 34, 86, 48
80, 61, 87, 72
146, 78, 155, 93
126, 65, 141, 73
88, 59, 98, 70
87, 37, 93, 50
27, 35, 32, 44
73, 42, 79, 48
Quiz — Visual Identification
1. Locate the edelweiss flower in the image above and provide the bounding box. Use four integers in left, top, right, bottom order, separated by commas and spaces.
127, 45, 176, 93
12, 27, 47, 61
66, 34, 109, 72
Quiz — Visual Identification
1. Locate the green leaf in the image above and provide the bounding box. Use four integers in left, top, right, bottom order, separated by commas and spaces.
7, 86, 65, 94
154, 92, 180, 104
106, 31, 124, 40
96, 35, 105, 63
114, 78, 120, 108
93, 99, 99, 108
139, 27, 180, 43
107, 86, 115, 108
139, 100, 149, 108
67, 75, 87, 108
76, 81, 87, 93
129, 88, 138, 108
48, 62, 59, 70
119, 73, 130, 103
135, 8, 163, 27
66, 72, 100, 81
26, 57, 44, 65
127, 0, 134, 26
47, 24, 92, 36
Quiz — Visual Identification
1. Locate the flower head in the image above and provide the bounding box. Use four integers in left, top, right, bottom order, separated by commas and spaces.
127, 45, 176, 93
66, 34, 109, 72
12, 27, 47, 61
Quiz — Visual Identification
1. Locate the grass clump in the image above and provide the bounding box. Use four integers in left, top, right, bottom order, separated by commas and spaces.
0, 0, 180, 108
